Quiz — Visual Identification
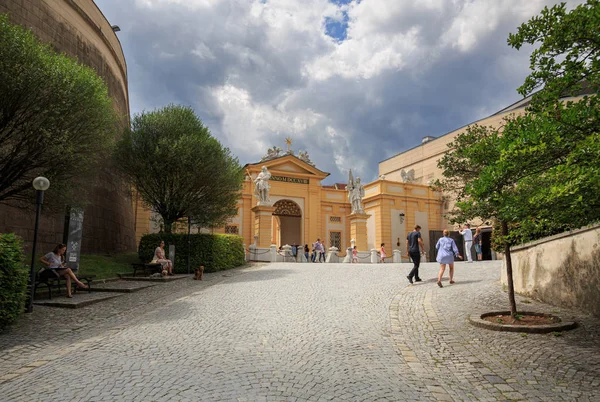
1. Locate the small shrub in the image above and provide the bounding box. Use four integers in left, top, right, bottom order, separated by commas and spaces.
0, 233, 29, 331
138, 233, 245, 273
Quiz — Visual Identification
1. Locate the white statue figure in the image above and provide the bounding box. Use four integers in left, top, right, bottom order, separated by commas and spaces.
254, 166, 272, 204
400, 169, 416, 183
347, 169, 365, 214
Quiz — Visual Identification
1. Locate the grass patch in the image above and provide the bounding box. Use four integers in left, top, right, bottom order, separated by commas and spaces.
78, 253, 140, 280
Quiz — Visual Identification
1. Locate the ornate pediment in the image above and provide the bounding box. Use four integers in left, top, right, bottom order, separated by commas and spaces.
248, 141, 329, 181
260, 142, 315, 167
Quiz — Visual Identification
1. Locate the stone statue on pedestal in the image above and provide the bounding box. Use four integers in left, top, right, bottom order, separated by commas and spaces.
254, 166, 272, 205
347, 169, 365, 214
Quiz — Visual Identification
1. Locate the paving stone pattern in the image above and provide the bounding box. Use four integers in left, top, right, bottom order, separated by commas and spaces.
0, 261, 598, 401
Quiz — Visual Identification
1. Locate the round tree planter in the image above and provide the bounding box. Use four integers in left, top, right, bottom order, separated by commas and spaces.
469, 311, 577, 334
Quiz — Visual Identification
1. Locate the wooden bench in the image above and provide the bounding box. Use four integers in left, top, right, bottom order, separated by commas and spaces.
34, 268, 95, 300
131, 262, 163, 277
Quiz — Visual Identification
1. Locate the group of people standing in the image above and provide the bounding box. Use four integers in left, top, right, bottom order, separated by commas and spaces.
405, 223, 483, 288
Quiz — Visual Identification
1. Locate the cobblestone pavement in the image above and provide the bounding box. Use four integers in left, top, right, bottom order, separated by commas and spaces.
0, 261, 598, 401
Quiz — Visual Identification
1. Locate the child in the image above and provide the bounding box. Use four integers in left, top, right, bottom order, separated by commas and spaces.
380, 243, 386, 263
352, 246, 358, 263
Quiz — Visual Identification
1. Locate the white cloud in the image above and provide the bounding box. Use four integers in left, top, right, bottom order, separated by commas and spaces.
212, 84, 324, 156
97, 0, 575, 182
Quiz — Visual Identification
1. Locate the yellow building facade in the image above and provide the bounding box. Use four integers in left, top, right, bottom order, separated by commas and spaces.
134, 151, 443, 258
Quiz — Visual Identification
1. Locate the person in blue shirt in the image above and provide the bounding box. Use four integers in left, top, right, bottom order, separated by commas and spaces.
435, 230, 462, 288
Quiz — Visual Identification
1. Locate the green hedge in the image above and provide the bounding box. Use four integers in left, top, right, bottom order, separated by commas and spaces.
0, 233, 28, 331
138, 233, 245, 273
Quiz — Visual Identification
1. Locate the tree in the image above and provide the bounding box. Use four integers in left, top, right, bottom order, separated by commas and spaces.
0, 14, 117, 208
114, 104, 243, 233
436, 1, 600, 317
435, 123, 523, 317
505, 0, 600, 238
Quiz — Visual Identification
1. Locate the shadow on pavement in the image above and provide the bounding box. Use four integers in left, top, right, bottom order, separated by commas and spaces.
225, 269, 295, 283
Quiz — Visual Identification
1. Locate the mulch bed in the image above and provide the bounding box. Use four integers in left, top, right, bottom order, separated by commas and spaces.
483, 314, 560, 326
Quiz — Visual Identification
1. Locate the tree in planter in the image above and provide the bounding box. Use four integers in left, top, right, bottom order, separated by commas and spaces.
114, 104, 243, 233
435, 0, 600, 318
0, 14, 117, 209
435, 123, 523, 317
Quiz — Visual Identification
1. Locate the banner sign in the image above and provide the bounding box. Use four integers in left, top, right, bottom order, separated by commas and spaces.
270, 175, 309, 184
65, 207, 84, 272
169, 245, 175, 270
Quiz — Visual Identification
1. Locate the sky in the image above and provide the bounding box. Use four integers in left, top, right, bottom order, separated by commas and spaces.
95, 0, 580, 184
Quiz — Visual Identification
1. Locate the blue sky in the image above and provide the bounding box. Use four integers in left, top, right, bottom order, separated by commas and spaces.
95, 0, 579, 184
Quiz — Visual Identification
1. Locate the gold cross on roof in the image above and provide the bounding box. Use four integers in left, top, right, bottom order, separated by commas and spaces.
285, 137, 292, 151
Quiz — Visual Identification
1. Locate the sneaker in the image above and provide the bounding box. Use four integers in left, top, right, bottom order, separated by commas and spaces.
406, 276, 413, 284
415, 278, 423, 282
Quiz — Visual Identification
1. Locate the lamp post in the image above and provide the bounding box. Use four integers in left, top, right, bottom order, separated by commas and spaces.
187, 216, 191, 275
27, 176, 50, 313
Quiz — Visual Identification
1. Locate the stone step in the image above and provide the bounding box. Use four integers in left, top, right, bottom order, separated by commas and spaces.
90, 280, 158, 293
33, 292, 123, 309
119, 274, 193, 283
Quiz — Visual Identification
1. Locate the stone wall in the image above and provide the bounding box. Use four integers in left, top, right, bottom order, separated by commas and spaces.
501, 224, 600, 317
0, 0, 135, 254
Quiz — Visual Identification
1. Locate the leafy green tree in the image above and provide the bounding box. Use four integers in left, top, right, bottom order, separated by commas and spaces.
114, 104, 243, 233
505, 0, 600, 239
436, 0, 600, 317
435, 123, 523, 317
0, 14, 117, 208
508, 0, 600, 106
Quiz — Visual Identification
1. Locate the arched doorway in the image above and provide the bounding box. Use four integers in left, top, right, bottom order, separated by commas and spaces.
272, 199, 302, 247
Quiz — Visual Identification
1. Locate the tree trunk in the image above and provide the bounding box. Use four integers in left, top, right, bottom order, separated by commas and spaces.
163, 219, 173, 234
501, 220, 518, 318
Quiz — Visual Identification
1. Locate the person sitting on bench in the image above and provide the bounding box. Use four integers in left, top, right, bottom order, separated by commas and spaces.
40, 243, 88, 298
153, 241, 174, 275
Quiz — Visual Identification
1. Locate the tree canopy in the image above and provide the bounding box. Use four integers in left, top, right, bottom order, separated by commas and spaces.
114, 104, 243, 233
0, 14, 117, 208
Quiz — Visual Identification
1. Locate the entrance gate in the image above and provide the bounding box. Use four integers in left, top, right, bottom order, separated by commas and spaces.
273, 200, 302, 247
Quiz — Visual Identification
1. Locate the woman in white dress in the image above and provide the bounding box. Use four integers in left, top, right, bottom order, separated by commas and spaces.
153, 241, 174, 275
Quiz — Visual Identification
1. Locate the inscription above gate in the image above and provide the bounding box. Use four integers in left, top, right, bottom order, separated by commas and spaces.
270, 175, 309, 184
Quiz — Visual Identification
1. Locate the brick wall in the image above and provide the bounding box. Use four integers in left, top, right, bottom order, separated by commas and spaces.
0, 0, 135, 254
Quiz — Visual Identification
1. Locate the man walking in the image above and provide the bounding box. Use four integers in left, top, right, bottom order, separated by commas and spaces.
406, 225, 425, 284
460, 223, 473, 263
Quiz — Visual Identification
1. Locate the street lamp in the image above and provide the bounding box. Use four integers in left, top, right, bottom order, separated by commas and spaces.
27, 176, 50, 313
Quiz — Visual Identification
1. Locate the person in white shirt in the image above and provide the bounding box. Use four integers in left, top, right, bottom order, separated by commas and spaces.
459, 224, 473, 263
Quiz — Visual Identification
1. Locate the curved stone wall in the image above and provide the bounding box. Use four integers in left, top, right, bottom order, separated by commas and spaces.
0, 0, 135, 253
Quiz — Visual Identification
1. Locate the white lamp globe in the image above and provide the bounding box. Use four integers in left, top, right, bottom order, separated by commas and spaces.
32, 177, 50, 191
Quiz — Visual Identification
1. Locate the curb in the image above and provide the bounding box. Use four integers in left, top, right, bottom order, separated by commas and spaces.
468, 311, 578, 334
